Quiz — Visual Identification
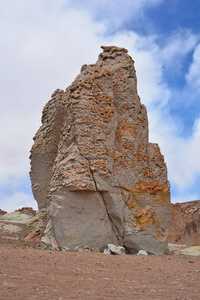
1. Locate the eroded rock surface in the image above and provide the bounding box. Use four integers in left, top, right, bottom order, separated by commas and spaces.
168, 201, 200, 246
30, 46, 171, 254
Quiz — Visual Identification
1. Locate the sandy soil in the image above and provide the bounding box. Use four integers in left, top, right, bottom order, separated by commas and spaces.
0, 241, 200, 300
0, 211, 200, 300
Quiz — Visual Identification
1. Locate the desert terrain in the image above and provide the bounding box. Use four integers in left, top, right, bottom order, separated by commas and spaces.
0, 209, 200, 300
0, 241, 200, 300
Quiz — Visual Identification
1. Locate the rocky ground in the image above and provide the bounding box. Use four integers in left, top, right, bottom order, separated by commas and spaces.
0, 209, 200, 300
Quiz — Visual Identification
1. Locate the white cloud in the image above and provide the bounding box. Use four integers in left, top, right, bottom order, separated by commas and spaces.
0, 192, 37, 212
186, 43, 200, 94
150, 114, 200, 192
160, 29, 200, 71
0, 0, 200, 211
171, 193, 199, 204
69, 0, 163, 26
0, 1, 106, 188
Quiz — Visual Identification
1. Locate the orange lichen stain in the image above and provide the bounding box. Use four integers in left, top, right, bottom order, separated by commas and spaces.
129, 206, 161, 229
122, 138, 135, 150
90, 159, 111, 174
93, 136, 105, 142
94, 89, 100, 96
94, 94, 114, 107
76, 168, 89, 174
116, 118, 141, 144
113, 153, 136, 173
137, 142, 147, 163
132, 181, 169, 196
134, 208, 153, 225
112, 148, 136, 173
64, 172, 71, 177
99, 107, 114, 122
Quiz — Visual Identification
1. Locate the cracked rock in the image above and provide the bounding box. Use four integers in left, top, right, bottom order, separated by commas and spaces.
30, 46, 171, 254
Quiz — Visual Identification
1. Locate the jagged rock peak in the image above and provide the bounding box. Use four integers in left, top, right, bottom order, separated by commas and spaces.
30, 45, 171, 255
99, 45, 128, 58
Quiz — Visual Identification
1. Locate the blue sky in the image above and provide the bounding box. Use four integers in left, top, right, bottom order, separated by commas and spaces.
0, 0, 200, 211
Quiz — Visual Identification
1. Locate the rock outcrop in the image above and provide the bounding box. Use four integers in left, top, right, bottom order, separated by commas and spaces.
0, 209, 7, 215
0, 207, 41, 247
168, 201, 200, 246
30, 46, 171, 254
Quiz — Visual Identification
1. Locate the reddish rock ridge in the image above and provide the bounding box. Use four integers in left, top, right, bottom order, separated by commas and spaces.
168, 200, 200, 246
30, 46, 171, 254
15, 207, 36, 216
0, 209, 7, 215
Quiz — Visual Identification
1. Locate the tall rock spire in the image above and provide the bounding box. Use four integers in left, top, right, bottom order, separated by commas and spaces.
30, 46, 171, 254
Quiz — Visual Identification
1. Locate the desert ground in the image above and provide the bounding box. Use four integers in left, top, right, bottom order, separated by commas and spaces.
0, 210, 200, 300
0, 239, 200, 299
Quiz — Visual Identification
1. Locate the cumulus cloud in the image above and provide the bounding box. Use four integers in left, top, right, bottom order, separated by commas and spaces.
0, 1, 105, 188
0, 0, 200, 210
171, 193, 199, 204
0, 192, 38, 212
186, 43, 200, 94
69, 0, 163, 28
160, 29, 200, 70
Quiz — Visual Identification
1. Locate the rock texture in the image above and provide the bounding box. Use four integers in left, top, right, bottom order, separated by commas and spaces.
168, 201, 200, 246
30, 46, 171, 254
0, 207, 41, 247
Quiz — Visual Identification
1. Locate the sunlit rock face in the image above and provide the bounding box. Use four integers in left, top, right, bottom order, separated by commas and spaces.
30, 46, 171, 254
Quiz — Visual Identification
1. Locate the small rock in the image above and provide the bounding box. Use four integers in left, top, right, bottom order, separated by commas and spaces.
137, 250, 148, 255
74, 245, 99, 253
41, 236, 59, 250
83, 246, 92, 252
91, 248, 100, 253
108, 244, 125, 255
103, 248, 111, 255
61, 247, 70, 252
118, 246, 126, 255
74, 246, 84, 252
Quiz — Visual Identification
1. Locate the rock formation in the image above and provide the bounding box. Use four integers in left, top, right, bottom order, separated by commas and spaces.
0, 207, 41, 246
0, 209, 7, 215
168, 201, 200, 246
30, 46, 171, 254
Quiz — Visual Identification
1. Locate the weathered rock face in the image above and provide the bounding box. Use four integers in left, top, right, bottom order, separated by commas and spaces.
168, 201, 200, 246
30, 46, 171, 254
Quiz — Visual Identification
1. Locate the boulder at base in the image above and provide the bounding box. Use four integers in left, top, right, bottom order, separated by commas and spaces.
30, 46, 171, 254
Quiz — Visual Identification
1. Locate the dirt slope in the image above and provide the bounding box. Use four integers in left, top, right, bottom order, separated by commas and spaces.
0, 243, 200, 300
